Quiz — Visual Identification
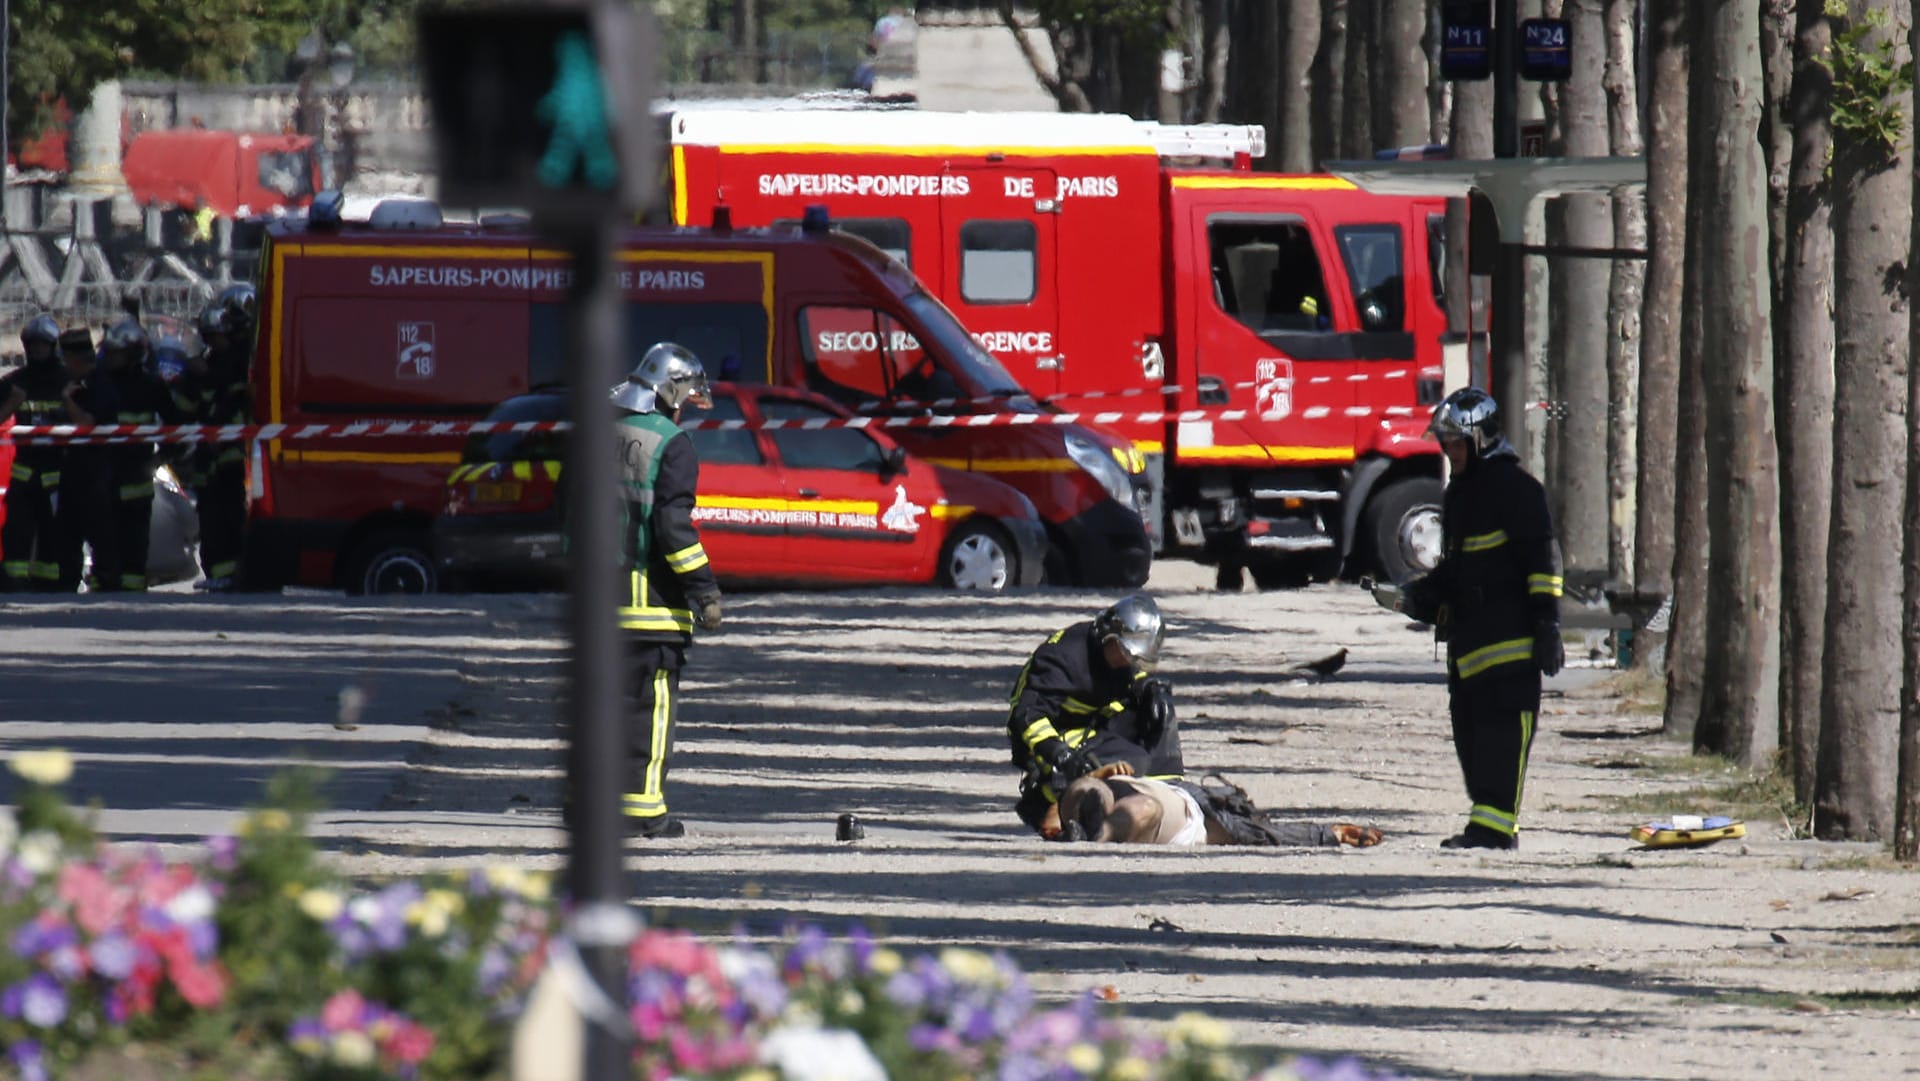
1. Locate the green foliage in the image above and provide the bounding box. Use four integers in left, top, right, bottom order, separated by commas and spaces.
1031, 0, 1174, 43
1824, 0, 1915, 161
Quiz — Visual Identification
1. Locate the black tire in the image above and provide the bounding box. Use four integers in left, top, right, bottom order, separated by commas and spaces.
939, 519, 1019, 592
1364, 477, 1445, 584
1247, 550, 1340, 591
344, 530, 438, 595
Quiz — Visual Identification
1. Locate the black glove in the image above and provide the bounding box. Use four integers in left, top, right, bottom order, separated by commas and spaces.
1533, 619, 1564, 677
1133, 677, 1174, 744
1038, 738, 1097, 784
693, 593, 723, 632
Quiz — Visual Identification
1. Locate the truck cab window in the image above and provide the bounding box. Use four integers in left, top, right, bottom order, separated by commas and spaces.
1334, 224, 1406, 332
959, 220, 1037, 304
1426, 212, 1448, 314
760, 397, 889, 473
680, 391, 761, 466
530, 302, 770, 388
776, 217, 912, 268
1207, 219, 1332, 334
799, 305, 953, 405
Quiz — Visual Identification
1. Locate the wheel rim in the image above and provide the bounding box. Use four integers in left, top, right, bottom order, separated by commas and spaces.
948, 533, 1009, 591
1399, 505, 1444, 577
366, 550, 435, 594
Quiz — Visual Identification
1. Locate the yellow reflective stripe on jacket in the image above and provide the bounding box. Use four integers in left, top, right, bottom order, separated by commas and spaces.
1470, 803, 1517, 836
117, 481, 153, 501
511, 461, 532, 481
1461, 529, 1508, 552
1529, 573, 1564, 597
9, 463, 30, 482
1021, 718, 1062, 749
1453, 636, 1534, 678
617, 569, 694, 633
664, 542, 709, 573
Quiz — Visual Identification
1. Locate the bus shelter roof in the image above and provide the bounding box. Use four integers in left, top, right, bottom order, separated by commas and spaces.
1325, 157, 1647, 243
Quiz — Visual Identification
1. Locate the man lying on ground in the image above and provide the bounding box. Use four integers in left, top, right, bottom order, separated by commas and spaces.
1055, 763, 1383, 848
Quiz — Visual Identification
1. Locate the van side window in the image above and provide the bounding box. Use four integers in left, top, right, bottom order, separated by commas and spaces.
678, 391, 761, 466
1335, 224, 1406, 333
760, 397, 890, 473
799, 305, 948, 405
1207, 219, 1332, 334
1426, 212, 1448, 314
775, 217, 912, 268
959, 220, 1037, 304
529, 302, 771, 388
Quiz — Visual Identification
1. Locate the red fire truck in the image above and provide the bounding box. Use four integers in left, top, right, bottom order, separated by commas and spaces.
244, 198, 1150, 593
665, 108, 1453, 584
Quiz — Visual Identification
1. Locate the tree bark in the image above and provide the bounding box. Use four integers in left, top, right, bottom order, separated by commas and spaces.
1339, 0, 1374, 158
1780, 2, 1835, 807
1312, 0, 1350, 166
1373, 0, 1428, 149
1818, 0, 1911, 841
1446, 79, 1493, 356
1665, 0, 1708, 739
1196, 0, 1231, 123
1903, 0, 1920, 867
1602, 0, 1644, 587
1635, 0, 1684, 608
1692, 0, 1781, 770
1545, 0, 1610, 581
998, 3, 1093, 112
1275, 0, 1321, 171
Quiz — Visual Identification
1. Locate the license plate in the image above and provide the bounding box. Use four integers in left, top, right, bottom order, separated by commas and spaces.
471, 481, 524, 504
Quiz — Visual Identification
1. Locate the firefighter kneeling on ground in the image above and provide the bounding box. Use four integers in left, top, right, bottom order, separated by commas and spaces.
608, 342, 724, 841
1394, 388, 1563, 851
0, 316, 69, 591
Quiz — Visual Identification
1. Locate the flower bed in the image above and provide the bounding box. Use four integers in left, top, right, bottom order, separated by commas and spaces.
0, 754, 1409, 1081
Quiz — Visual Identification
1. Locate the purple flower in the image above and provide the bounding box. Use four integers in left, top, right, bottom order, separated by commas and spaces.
8, 1040, 47, 1081
287, 1018, 325, 1044
90, 933, 136, 980
184, 919, 219, 960
17, 974, 66, 1029
908, 1022, 960, 1054
847, 924, 875, 971
958, 1003, 998, 1042
44, 946, 85, 983
205, 835, 239, 872
12, 919, 77, 960
477, 946, 513, 996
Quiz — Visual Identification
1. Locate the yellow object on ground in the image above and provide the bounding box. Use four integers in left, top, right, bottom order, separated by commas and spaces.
1630, 816, 1746, 849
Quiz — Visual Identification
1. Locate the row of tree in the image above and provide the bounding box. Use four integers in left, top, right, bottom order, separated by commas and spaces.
1010, 0, 1916, 852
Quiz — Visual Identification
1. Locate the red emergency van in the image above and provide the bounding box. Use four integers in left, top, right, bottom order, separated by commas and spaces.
666, 108, 1453, 584
120, 130, 322, 218
244, 198, 1150, 593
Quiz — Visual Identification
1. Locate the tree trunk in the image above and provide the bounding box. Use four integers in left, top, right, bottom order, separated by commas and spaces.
1817, 0, 1911, 842
1780, 3, 1835, 806
733, 0, 759, 82
1635, 0, 1685, 609
1275, 0, 1321, 171
1446, 79, 1493, 359
1902, 0, 1920, 866
1339, 0, 1374, 158
1373, 0, 1428, 149
1312, 0, 1350, 166
1665, 0, 1707, 739
1196, 0, 1231, 123
1425, 2, 1449, 143
1603, 0, 1644, 587
1545, 0, 1610, 582
1692, 0, 1781, 769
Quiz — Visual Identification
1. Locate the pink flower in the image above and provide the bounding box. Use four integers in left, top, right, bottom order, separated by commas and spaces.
382, 1020, 435, 1065
169, 960, 227, 1008
632, 930, 711, 978
56, 864, 123, 936
668, 1029, 710, 1073
321, 989, 367, 1033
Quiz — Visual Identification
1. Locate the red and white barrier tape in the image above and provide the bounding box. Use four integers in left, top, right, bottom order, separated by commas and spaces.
859, 368, 1420, 412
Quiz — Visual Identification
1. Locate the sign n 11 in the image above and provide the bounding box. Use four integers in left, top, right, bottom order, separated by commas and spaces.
1439, 0, 1492, 81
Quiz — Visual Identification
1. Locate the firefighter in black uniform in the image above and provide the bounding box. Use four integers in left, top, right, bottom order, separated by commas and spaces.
1401, 388, 1564, 850
54, 326, 118, 592
180, 286, 254, 590
609, 342, 724, 840
0, 316, 69, 591
97, 318, 181, 592
1007, 593, 1182, 838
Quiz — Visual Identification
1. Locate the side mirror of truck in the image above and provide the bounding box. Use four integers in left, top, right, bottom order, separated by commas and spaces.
881, 445, 908, 477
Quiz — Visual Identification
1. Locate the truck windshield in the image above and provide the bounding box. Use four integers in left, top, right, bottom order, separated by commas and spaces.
899, 291, 1029, 403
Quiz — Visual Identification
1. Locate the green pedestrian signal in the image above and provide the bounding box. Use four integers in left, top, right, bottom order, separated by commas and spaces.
419, 1, 657, 217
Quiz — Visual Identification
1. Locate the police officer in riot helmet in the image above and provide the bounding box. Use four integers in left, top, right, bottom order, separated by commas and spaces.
1395, 387, 1563, 851
1007, 592, 1185, 838
179, 292, 254, 590
0, 316, 71, 590
96, 318, 182, 591
604, 342, 723, 840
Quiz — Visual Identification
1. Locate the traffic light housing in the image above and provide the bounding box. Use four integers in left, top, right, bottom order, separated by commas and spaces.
418, 1, 658, 216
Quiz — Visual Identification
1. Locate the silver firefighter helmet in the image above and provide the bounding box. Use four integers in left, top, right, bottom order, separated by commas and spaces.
610, 341, 712, 414
1095, 592, 1165, 673
1426, 387, 1506, 456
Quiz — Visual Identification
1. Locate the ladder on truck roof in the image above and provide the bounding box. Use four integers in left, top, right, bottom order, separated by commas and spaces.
1138, 122, 1266, 162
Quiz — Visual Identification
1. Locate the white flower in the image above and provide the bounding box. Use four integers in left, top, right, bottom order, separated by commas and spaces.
759, 1026, 887, 1081
165, 884, 216, 924
14, 831, 61, 876
299, 889, 346, 923
10, 750, 73, 786
331, 1030, 376, 1067
348, 896, 382, 926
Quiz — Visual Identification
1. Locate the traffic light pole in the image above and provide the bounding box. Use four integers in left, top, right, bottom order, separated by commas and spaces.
1489, 0, 1530, 461
559, 217, 635, 1080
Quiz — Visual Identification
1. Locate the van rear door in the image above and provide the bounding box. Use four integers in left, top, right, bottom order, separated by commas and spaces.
937, 166, 1061, 397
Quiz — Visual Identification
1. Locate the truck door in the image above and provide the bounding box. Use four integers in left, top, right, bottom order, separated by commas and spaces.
938, 167, 1062, 397
757, 395, 939, 580
683, 390, 790, 577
